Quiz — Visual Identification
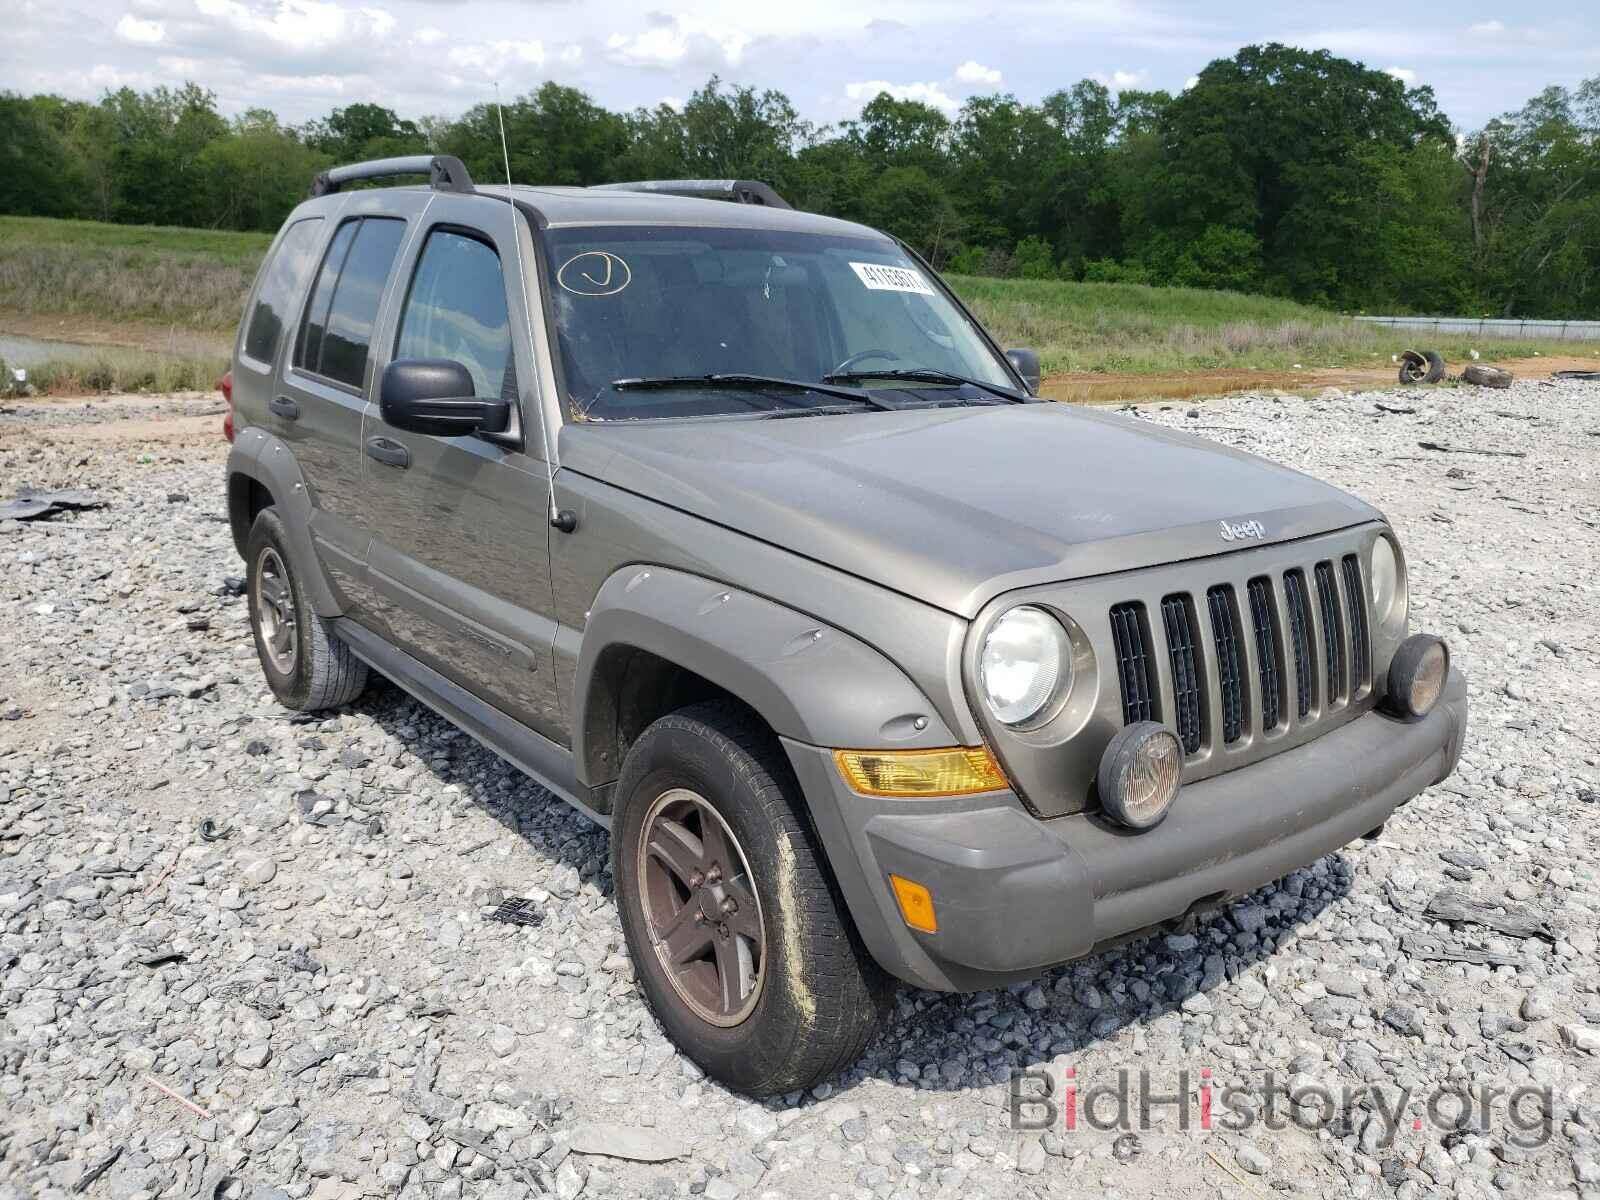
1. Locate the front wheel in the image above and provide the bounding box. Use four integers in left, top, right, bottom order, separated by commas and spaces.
612, 701, 889, 1096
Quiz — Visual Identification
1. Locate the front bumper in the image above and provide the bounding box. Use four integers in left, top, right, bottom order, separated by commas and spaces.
784, 665, 1468, 992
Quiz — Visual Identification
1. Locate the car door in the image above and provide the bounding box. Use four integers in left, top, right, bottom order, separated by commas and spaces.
274, 191, 423, 614
358, 195, 563, 742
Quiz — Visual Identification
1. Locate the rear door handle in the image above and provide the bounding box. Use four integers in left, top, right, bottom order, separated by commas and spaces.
365, 436, 410, 469
269, 395, 300, 420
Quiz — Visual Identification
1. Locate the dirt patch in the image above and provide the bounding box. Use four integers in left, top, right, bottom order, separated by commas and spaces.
0, 391, 225, 451
1041, 354, 1600, 404
0, 308, 232, 357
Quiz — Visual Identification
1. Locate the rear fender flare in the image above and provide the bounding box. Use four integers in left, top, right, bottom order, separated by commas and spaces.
226, 425, 343, 617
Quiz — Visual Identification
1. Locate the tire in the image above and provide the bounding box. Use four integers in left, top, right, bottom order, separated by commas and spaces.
245, 507, 369, 711
1462, 364, 1513, 389
612, 701, 890, 1097
1397, 349, 1446, 385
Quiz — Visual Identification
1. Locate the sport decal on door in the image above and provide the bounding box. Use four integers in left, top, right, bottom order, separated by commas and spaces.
848, 262, 935, 295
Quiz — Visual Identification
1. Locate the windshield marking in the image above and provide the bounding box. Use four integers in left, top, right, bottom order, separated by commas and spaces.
848, 262, 934, 295
557, 250, 632, 296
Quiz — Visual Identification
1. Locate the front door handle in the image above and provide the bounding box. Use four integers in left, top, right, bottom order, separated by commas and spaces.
365, 436, 410, 469
269, 395, 300, 420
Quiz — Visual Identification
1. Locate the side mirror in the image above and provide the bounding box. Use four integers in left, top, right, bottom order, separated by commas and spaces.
1005, 348, 1042, 396
379, 359, 510, 437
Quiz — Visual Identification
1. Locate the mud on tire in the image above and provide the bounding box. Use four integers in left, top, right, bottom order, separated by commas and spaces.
612, 700, 890, 1097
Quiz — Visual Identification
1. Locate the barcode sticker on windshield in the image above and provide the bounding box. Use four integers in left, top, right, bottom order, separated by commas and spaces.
849, 262, 935, 295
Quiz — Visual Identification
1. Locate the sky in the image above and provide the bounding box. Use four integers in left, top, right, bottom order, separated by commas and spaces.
3, 0, 1596, 133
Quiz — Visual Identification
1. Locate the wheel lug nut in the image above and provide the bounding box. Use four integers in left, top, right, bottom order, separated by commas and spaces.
720, 897, 737, 915
689, 872, 703, 888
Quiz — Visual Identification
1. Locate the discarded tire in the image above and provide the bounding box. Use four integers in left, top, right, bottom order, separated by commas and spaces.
1462, 364, 1513, 389
1398, 349, 1446, 385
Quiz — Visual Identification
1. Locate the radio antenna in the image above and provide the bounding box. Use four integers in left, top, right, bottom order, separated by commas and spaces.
495, 82, 563, 529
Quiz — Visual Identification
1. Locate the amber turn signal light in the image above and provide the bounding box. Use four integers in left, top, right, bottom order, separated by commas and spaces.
889, 874, 938, 933
832, 747, 1008, 798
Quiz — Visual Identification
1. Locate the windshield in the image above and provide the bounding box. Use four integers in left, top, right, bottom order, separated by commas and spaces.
540, 225, 1016, 420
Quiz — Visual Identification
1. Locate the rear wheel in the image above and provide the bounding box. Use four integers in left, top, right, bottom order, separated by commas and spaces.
613, 701, 890, 1096
246, 508, 368, 711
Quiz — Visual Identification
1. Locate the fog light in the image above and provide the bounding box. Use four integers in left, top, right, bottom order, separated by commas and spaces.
1387, 634, 1449, 719
1096, 722, 1182, 830
889, 874, 938, 933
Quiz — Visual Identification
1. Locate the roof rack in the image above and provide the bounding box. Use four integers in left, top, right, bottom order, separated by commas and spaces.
588, 179, 793, 210
310, 154, 474, 198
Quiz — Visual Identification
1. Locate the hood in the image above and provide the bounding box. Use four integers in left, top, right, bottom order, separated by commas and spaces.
558, 404, 1379, 618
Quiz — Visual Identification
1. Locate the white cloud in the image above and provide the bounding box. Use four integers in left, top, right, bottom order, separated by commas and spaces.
115, 14, 166, 45
186, 0, 395, 54
844, 79, 960, 115
604, 16, 748, 70
446, 39, 546, 75
1467, 19, 1506, 35
953, 60, 1001, 86
414, 26, 446, 46
1383, 66, 1416, 84
1183, 74, 1199, 90
658, 95, 684, 111
558, 44, 583, 65
1092, 68, 1148, 90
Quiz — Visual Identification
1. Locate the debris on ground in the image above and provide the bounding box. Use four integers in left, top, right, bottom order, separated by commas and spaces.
1423, 888, 1561, 942
0, 486, 107, 521
1418, 440, 1528, 457
1463, 364, 1514, 389
486, 896, 544, 927
1397, 348, 1446, 385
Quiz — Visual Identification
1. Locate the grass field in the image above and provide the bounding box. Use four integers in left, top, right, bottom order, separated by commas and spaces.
2, 215, 1594, 395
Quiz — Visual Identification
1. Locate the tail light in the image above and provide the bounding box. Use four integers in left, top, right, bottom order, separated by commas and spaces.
219, 370, 234, 443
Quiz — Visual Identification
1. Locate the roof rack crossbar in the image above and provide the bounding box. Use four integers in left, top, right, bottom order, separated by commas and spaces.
587, 179, 792, 210
310, 154, 474, 198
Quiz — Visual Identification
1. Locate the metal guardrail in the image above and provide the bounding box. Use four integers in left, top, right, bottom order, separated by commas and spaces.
1355, 316, 1600, 342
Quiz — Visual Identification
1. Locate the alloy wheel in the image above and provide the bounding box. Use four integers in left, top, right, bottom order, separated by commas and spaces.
252, 546, 298, 675
636, 787, 766, 1027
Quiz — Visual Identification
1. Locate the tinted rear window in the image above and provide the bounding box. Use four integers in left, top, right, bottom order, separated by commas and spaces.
295, 216, 406, 389
242, 217, 322, 365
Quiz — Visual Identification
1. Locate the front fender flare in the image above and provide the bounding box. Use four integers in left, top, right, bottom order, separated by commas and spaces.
573, 566, 960, 789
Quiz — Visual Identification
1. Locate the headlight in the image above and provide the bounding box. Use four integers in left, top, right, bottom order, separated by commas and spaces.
979, 606, 1071, 726
1370, 535, 1404, 627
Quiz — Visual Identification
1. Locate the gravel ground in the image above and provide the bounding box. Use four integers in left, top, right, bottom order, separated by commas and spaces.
2, 379, 1598, 1200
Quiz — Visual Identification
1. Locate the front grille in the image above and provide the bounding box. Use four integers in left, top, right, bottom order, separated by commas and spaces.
1207, 585, 1245, 744
1161, 595, 1204, 754
1315, 561, 1346, 705
1109, 542, 1374, 754
1342, 555, 1370, 692
1247, 577, 1284, 731
1284, 570, 1315, 718
1109, 602, 1158, 724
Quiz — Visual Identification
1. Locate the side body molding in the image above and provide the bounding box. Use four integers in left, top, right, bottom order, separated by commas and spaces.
225, 425, 345, 617
573, 566, 961, 791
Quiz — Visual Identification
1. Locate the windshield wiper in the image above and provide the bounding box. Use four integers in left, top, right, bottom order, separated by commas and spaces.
821, 367, 1027, 403
608, 374, 898, 411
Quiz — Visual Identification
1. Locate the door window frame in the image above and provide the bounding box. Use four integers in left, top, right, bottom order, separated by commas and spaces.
287, 213, 408, 398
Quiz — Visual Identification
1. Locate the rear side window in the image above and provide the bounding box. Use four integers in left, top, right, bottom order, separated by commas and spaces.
242, 217, 322, 365
394, 230, 513, 400
294, 216, 406, 389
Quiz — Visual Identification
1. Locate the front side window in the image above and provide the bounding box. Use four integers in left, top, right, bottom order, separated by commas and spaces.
242, 217, 323, 365
395, 229, 513, 400
294, 216, 406, 389
541, 225, 1015, 421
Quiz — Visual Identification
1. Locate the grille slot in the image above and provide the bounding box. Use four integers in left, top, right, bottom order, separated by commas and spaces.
1161, 594, 1204, 754
1342, 554, 1371, 692
1315, 560, 1346, 704
1247, 577, 1283, 731
1284, 570, 1315, 718
1109, 602, 1158, 724
1207, 585, 1245, 744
